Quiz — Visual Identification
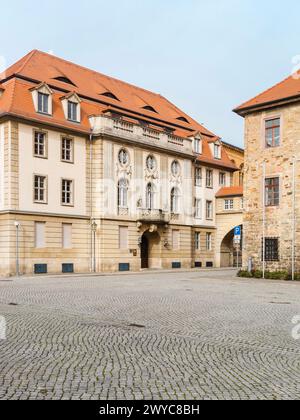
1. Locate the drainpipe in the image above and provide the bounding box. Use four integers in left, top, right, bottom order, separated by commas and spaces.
89, 131, 94, 273
292, 158, 296, 281
262, 161, 266, 279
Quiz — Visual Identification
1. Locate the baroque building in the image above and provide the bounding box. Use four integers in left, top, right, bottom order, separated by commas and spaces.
234, 72, 300, 273
0, 50, 242, 276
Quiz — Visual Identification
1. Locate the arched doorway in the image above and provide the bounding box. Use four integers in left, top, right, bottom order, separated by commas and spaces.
220, 226, 243, 268
140, 230, 161, 269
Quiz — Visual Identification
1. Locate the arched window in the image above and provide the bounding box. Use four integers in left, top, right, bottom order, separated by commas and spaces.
118, 178, 128, 208
146, 183, 155, 210
171, 187, 180, 214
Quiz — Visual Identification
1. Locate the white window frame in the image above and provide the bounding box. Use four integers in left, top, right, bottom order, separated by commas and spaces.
214, 144, 221, 159
61, 137, 74, 163
224, 199, 234, 211
194, 138, 202, 154
219, 172, 226, 186
206, 200, 213, 220
206, 169, 213, 188
61, 179, 74, 206
195, 167, 202, 187
171, 187, 180, 214
34, 175, 47, 204
118, 178, 128, 209
37, 92, 49, 114
195, 199, 202, 219
195, 232, 201, 250
146, 183, 155, 210
33, 130, 47, 158
206, 233, 212, 251
68, 101, 78, 122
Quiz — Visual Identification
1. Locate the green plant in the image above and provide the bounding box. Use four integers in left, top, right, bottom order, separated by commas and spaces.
237, 270, 253, 278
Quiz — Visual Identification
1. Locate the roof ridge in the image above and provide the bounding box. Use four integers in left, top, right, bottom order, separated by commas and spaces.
32, 50, 165, 99
235, 73, 293, 111
1, 50, 38, 81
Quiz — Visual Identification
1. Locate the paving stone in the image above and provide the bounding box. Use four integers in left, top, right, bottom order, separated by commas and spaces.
0, 269, 300, 400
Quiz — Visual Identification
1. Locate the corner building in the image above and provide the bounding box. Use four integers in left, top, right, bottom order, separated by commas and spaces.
0, 50, 240, 275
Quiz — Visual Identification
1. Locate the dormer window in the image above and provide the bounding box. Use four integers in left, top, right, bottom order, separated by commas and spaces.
68, 101, 78, 122
194, 138, 202, 154
30, 83, 53, 116
61, 92, 81, 123
38, 92, 49, 114
214, 143, 221, 159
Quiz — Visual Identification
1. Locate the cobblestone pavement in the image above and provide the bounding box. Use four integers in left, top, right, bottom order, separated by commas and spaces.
0, 269, 300, 400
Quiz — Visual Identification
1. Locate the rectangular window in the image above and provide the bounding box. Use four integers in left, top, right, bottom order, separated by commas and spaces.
195, 168, 202, 186
214, 144, 221, 159
172, 229, 180, 250
262, 238, 279, 261
195, 199, 202, 219
62, 223, 72, 249
195, 232, 201, 250
206, 233, 212, 251
219, 172, 226, 186
224, 199, 234, 210
194, 138, 201, 154
265, 177, 279, 207
35, 222, 46, 248
34, 131, 47, 158
265, 118, 280, 148
61, 137, 74, 162
68, 101, 78, 122
206, 169, 213, 188
34, 175, 47, 203
206, 200, 213, 220
37, 92, 49, 114
62, 179, 74, 206
119, 226, 128, 250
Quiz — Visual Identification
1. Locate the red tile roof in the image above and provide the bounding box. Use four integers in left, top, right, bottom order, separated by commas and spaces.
0, 50, 237, 170
216, 186, 243, 198
234, 73, 300, 114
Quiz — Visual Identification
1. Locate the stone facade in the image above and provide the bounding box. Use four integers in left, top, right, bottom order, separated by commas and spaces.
241, 103, 300, 272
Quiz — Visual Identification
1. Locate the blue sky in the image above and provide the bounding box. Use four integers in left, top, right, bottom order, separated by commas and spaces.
1, 0, 299, 147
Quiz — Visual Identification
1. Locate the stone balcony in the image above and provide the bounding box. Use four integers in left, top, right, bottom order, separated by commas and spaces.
89, 115, 193, 156
138, 209, 170, 225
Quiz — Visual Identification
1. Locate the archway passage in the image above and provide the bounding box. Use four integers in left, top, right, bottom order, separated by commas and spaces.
140, 230, 161, 269
220, 227, 243, 268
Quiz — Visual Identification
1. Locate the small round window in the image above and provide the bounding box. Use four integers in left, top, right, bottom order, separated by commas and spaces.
171, 160, 180, 176
146, 155, 157, 171
118, 149, 129, 166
